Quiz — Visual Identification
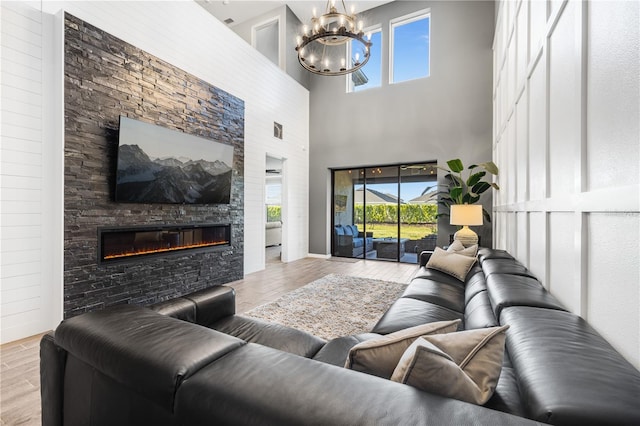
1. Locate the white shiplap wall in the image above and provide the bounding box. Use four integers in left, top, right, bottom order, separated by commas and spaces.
493, 0, 640, 368
0, 0, 309, 343
0, 1, 59, 343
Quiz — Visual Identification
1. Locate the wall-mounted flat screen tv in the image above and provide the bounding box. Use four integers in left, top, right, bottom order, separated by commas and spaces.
115, 116, 234, 204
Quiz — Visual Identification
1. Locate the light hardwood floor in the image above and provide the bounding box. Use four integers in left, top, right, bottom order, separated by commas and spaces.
0, 255, 417, 425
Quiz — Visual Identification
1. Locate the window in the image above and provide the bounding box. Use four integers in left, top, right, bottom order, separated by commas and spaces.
348, 28, 382, 92
390, 10, 430, 84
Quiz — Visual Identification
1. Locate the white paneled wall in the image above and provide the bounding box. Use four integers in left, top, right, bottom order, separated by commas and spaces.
0, 1, 309, 343
0, 2, 57, 343
493, 0, 640, 368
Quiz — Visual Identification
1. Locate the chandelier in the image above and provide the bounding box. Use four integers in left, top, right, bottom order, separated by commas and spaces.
295, 0, 372, 76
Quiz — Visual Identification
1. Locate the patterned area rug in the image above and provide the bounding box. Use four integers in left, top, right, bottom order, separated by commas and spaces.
243, 274, 407, 340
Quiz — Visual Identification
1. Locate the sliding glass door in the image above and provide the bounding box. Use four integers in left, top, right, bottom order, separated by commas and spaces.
332, 162, 437, 263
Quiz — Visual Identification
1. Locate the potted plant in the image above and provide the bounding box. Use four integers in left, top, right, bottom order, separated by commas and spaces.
437, 159, 499, 223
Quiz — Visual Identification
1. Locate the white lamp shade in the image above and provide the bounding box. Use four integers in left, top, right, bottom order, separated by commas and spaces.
450, 204, 483, 226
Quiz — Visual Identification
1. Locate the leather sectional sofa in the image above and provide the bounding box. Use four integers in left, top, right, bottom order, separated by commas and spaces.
40, 248, 640, 425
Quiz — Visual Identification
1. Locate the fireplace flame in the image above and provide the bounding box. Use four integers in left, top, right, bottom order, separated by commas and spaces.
104, 240, 228, 260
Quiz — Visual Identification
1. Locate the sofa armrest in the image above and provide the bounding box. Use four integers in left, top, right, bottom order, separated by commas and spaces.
419, 250, 434, 267
40, 332, 66, 426
336, 234, 354, 247
184, 286, 236, 328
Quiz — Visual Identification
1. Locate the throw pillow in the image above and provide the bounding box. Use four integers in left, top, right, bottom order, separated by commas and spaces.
345, 319, 461, 379
447, 240, 479, 257
390, 324, 510, 405
426, 247, 477, 281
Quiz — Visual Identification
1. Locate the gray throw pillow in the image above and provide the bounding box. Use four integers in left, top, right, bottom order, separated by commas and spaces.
344, 319, 461, 379
390, 325, 509, 405
426, 247, 477, 281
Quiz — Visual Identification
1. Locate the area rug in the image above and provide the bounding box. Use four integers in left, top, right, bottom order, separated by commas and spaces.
243, 274, 407, 340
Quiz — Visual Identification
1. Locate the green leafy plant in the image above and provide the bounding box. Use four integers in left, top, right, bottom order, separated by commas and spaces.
438, 159, 500, 223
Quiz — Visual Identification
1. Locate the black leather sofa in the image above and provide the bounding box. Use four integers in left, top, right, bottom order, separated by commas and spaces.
40, 248, 640, 426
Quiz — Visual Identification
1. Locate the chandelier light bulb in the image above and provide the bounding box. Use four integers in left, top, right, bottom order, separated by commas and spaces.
367, 32, 372, 41
355, 52, 360, 62
358, 20, 363, 32
312, 7, 317, 18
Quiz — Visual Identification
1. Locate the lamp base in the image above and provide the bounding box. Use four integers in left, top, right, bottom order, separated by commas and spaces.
453, 226, 478, 247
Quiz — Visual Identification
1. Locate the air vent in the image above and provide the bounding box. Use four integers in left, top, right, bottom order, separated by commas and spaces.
224, 18, 234, 25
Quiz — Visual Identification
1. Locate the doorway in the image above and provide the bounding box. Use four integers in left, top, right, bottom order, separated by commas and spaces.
265, 155, 283, 265
331, 162, 438, 263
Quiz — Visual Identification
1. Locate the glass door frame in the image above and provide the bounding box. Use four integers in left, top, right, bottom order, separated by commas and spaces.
331, 161, 438, 263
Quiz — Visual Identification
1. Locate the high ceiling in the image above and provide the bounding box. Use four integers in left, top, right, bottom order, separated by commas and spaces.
198, 1, 394, 27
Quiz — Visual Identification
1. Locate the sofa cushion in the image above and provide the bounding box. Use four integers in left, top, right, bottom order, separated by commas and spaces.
211, 315, 325, 358
343, 225, 354, 236
176, 342, 541, 426
426, 247, 477, 281
487, 274, 567, 318
477, 248, 514, 263
149, 297, 196, 322
464, 290, 499, 329
184, 285, 236, 327
345, 320, 461, 379
351, 237, 364, 248
334, 225, 345, 236
501, 306, 640, 425
481, 259, 536, 279
348, 224, 359, 236
484, 366, 526, 418
54, 305, 246, 411
312, 333, 381, 367
390, 325, 509, 405
372, 297, 464, 335
401, 278, 465, 313
465, 272, 488, 304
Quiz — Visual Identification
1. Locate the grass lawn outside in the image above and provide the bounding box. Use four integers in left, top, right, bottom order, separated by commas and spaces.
356, 223, 437, 240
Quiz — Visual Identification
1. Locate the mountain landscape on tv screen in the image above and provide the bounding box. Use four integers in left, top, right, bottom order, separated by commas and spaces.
116, 144, 232, 204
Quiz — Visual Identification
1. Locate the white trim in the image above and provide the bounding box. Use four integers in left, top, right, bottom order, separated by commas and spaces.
307, 253, 331, 259
389, 8, 431, 85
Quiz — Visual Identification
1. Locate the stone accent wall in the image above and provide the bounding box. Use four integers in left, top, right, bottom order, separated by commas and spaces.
64, 13, 244, 318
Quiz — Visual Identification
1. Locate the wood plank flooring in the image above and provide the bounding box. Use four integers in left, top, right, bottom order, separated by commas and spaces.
0, 255, 417, 425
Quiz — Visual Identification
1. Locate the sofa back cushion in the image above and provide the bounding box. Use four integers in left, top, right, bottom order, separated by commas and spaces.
487, 274, 566, 318
501, 306, 640, 425
334, 225, 345, 236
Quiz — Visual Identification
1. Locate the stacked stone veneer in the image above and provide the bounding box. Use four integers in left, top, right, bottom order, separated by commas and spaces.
63, 13, 245, 318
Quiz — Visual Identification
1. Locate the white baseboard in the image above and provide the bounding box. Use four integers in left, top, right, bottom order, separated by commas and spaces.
307, 253, 331, 259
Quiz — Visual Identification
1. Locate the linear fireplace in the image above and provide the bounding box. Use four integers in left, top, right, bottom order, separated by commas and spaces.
98, 223, 231, 264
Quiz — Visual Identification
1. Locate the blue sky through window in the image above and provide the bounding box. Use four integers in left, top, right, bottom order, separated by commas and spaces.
392, 15, 430, 83
351, 30, 382, 92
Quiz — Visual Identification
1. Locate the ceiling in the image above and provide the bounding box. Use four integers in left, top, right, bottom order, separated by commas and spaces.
198, 1, 394, 27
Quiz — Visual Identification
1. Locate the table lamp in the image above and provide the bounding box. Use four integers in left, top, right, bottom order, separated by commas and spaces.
450, 204, 483, 247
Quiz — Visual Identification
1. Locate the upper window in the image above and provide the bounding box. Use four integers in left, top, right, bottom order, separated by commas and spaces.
390, 10, 430, 84
348, 28, 382, 93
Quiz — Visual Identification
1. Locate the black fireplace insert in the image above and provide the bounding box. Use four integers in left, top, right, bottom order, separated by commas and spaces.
98, 223, 231, 264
